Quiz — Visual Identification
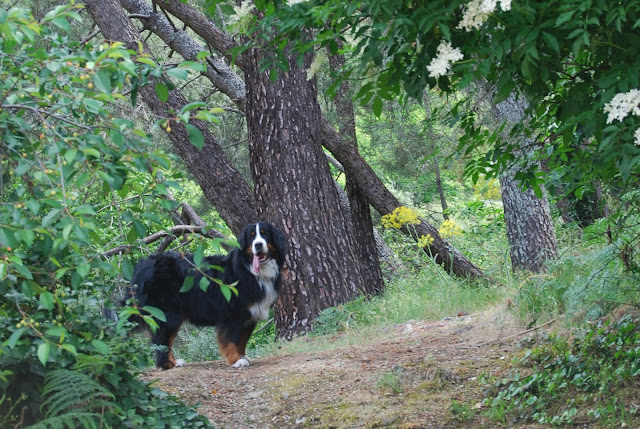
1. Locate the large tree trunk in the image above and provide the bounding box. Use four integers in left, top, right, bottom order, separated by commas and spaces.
131, 0, 487, 280
493, 93, 558, 272
328, 50, 385, 294
83, 0, 256, 236
244, 33, 369, 338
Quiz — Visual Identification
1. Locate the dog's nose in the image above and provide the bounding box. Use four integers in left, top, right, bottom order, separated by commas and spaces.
254, 242, 264, 252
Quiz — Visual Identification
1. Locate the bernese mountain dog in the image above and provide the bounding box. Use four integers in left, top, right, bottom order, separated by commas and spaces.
125, 222, 287, 369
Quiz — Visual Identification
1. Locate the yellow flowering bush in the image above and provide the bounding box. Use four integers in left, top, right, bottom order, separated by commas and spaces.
417, 234, 435, 248
381, 206, 420, 229
439, 219, 463, 238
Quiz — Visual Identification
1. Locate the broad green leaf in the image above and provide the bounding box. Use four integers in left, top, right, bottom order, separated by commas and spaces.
180, 276, 195, 293
199, 276, 210, 292
39, 291, 54, 310
60, 343, 77, 355
8, 328, 26, 349
220, 284, 232, 302
37, 342, 50, 366
155, 81, 169, 102
186, 124, 204, 149
194, 244, 205, 266
167, 67, 189, 80
91, 339, 109, 355
64, 149, 78, 165
142, 306, 167, 322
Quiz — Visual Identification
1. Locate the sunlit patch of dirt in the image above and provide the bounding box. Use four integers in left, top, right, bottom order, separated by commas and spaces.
140, 306, 553, 428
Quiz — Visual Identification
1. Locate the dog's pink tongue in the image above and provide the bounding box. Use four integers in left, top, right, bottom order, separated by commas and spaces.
252, 255, 261, 273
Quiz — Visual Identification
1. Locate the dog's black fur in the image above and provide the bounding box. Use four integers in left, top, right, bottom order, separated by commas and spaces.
126, 222, 286, 369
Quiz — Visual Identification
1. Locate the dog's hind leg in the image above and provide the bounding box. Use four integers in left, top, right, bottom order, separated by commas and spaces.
152, 314, 183, 370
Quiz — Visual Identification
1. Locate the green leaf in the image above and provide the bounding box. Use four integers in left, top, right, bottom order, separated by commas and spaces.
8, 328, 26, 349
180, 275, 195, 293
555, 10, 575, 26
91, 339, 109, 355
155, 81, 169, 102
93, 70, 112, 94
0, 263, 6, 280
199, 276, 210, 292
64, 148, 78, 165
167, 67, 189, 80
193, 244, 205, 266
185, 124, 204, 149
142, 305, 167, 322
76, 263, 91, 278
372, 95, 383, 117
220, 284, 232, 302
39, 291, 55, 310
60, 343, 77, 355
38, 342, 51, 366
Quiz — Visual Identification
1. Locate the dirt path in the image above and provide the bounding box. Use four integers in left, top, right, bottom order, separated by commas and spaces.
141, 307, 545, 428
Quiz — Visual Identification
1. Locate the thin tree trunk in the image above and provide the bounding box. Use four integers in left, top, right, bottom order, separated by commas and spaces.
433, 157, 449, 220
493, 92, 558, 272
328, 49, 385, 294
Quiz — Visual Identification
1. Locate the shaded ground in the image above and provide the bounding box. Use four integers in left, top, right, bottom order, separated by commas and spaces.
141, 307, 550, 428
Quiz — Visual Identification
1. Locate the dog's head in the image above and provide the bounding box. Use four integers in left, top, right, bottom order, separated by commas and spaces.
238, 222, 287, 273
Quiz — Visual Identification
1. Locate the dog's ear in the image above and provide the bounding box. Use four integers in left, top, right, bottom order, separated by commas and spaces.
237, 224, 252, 250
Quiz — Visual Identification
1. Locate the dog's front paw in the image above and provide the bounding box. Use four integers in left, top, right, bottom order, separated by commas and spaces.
232, 357, 250, 368
175, 359, 186, 367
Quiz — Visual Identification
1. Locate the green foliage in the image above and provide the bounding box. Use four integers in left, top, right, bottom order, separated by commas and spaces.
255, 0, 640, 229
515, 226, 640, 323
0, 4, 215, 427
484, 315, 640, 426
25, 412, 102, 429
41, 369, 114, 418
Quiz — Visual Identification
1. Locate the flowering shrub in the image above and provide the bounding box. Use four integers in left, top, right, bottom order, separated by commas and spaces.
380, 206, 420, 229
439, 219, 464, 238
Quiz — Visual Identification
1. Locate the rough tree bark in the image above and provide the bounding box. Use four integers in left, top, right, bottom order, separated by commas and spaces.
244, 29, 370, 338
328, 49, 385, 294
493, 92, 558, 272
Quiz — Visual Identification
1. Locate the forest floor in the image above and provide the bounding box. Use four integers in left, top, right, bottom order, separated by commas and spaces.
141, 306, 556, 428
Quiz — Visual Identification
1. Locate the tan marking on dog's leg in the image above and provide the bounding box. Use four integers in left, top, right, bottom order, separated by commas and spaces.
217, 331, 243, 365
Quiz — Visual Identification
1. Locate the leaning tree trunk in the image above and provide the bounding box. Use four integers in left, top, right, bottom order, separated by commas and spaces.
321, 120, 486, 278
493, 92, 558, 272
328, 49, 385, 294
83, 0, 256, 236
244, 34, 369, 339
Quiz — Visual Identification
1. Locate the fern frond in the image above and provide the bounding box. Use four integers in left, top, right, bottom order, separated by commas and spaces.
24, 412, 101, 429
41, 369, 114, 418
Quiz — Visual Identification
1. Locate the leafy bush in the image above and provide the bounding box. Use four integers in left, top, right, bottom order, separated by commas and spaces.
484, 315, 640, 427
0, 5, 215, 427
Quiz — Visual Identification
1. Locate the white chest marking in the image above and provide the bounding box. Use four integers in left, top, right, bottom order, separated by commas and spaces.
249, 259, 279, 322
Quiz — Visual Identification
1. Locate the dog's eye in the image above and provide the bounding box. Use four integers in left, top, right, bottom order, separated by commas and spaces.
250, 232, 255, 236
260, 229, 265, 234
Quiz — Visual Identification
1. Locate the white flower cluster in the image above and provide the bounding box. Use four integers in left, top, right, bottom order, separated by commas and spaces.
604, 89, 640, 123
427, 40, 464, 79
458, 0, 512, 31
604, 89, 640, 145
